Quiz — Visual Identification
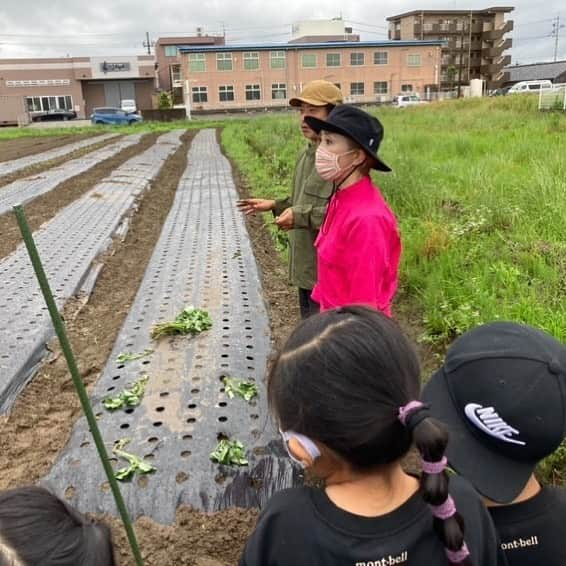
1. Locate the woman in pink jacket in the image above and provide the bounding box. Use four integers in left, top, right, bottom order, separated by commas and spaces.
305, 105, 400, 316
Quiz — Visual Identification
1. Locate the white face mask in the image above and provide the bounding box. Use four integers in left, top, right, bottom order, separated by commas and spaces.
279, 429, 321, 468
315, 146, 357, 182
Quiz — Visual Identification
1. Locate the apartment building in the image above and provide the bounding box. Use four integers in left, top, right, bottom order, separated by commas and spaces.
0, 55, 155, 122
178, 40, 443, 112
387, 7, 514, 89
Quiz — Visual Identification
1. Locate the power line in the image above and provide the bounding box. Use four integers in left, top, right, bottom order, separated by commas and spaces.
346, 20, 389, 30
513, 34, 554, 42
0, 31, 141, 38
350, 28, 388, 38
514, 17, 556, 27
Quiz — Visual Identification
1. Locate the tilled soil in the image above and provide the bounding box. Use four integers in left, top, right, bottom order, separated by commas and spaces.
0, 133, 98, 163
0, 132, 194, 490
0, 134, 156, 260
0, 135, 120, 188
0, 129, 273, 566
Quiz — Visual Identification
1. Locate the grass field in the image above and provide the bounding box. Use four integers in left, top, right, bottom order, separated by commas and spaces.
223, 95, 566, 344
222, 95, 566, 484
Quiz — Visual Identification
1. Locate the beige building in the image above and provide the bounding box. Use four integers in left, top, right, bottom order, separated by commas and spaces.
0, 55, 155, 123
387, 7, 514, 89
178, 40, 443, 113
155, 35, 225, 104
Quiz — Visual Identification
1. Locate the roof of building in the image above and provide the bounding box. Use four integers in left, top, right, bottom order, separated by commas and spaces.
178, 39, 444, 53
288, 34, 360, 44
387, 7, 514, 20
156, 36, 225, 46
505, 60, 566, 82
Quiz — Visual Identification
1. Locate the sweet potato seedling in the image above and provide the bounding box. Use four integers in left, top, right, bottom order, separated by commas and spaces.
116, 349, 154, 363
223, 377, 258, 402
112, 438, 157, 481
103, 375, 149, 411
151, 306, 212, 339
210, 439, 248, 466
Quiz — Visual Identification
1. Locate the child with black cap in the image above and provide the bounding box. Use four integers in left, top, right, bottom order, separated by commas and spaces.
423, 321, 566, 566
304, 105, 401, 316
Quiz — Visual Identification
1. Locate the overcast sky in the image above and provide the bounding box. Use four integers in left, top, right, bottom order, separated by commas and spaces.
0, 0, 564, 64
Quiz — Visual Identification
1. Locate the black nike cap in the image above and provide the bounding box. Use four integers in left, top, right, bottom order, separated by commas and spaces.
423, 322, 566, 503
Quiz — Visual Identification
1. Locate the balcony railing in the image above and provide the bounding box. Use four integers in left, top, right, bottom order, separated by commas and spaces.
482, 20, 514, 41
481, 54, 511, 74
482, 37, 512, 58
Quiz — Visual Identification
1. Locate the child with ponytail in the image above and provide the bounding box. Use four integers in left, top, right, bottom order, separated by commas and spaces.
240, 306, 505, 566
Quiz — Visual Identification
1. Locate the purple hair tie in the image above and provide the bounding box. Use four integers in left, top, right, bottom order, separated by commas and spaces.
446, 543, 470, 563
430, 495, 457, 520
422, 456, 448, 474
398, 400, 425, 426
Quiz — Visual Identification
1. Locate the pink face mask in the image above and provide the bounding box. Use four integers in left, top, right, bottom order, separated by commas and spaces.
315, 146, 356, 182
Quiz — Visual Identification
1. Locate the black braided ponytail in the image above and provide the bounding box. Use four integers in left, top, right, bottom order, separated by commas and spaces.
402, 405, 472, 565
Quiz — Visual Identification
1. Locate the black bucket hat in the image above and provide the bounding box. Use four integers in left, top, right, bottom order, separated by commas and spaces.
305, 104, 391, 172
422, 322, 566, 504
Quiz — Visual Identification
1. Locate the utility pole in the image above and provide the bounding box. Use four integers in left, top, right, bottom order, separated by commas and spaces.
457, 25, 466, 97
143, 32, 154, 55
551, 16, 565, 62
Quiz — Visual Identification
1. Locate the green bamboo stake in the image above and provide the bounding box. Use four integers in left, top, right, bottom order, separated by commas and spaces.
13, 204, 144, 566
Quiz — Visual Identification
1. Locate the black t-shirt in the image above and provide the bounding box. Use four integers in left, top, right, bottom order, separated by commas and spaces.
240, 475, 506, 565
489, 486, 566, 566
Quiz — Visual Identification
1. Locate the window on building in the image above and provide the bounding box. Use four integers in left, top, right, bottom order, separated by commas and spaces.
350, 52, 365, 66
350, 82, 365, 95
326, 53, 341, 67
302, 53, 317, 68
424, 22, 433, 31
245, 84, 261, 101
374, 81, 388, 94
407, 54, 421, 67
165, 46, 178, 57
217, 53, 233, 71
374, 51, 388, 65
272, 83, 287, 100
244, 52, 260, 70
170, 64, 182, 85
192, 86, 208, 103
189, 53, 206, 73
401, 84, 413, 92
26, 97, 39, 112
219, 85, 235, 102
334, 83, 341, 90
270, 50, 286, 69
26, 95, 73, 112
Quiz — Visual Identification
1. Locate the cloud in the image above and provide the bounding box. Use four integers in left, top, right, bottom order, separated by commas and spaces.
0, 0, 564, 62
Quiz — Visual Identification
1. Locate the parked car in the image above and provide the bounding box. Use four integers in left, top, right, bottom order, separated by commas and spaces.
507, 80, 553, 94
31, 109, 77, 122
392, 94, 427, 108
120, 99, 137, 113
489, 86, 511, 97
90, 107, 143, 125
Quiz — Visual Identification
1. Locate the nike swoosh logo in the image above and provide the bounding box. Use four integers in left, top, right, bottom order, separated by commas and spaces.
464, 403, 526, 446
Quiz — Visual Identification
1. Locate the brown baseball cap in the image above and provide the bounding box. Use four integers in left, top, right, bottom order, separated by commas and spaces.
289, 80, 343, 107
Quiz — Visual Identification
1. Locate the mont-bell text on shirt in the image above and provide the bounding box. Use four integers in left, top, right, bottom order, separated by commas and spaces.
355, 551, 408, 566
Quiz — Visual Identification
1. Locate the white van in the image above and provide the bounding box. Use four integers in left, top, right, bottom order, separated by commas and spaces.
507, 80, 553, 94
120, 99, 137, 113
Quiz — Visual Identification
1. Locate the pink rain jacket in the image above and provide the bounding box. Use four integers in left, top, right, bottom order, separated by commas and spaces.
312, 176, 401, 316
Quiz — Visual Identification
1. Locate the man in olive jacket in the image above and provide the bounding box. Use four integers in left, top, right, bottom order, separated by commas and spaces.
238, 81, 343, 318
